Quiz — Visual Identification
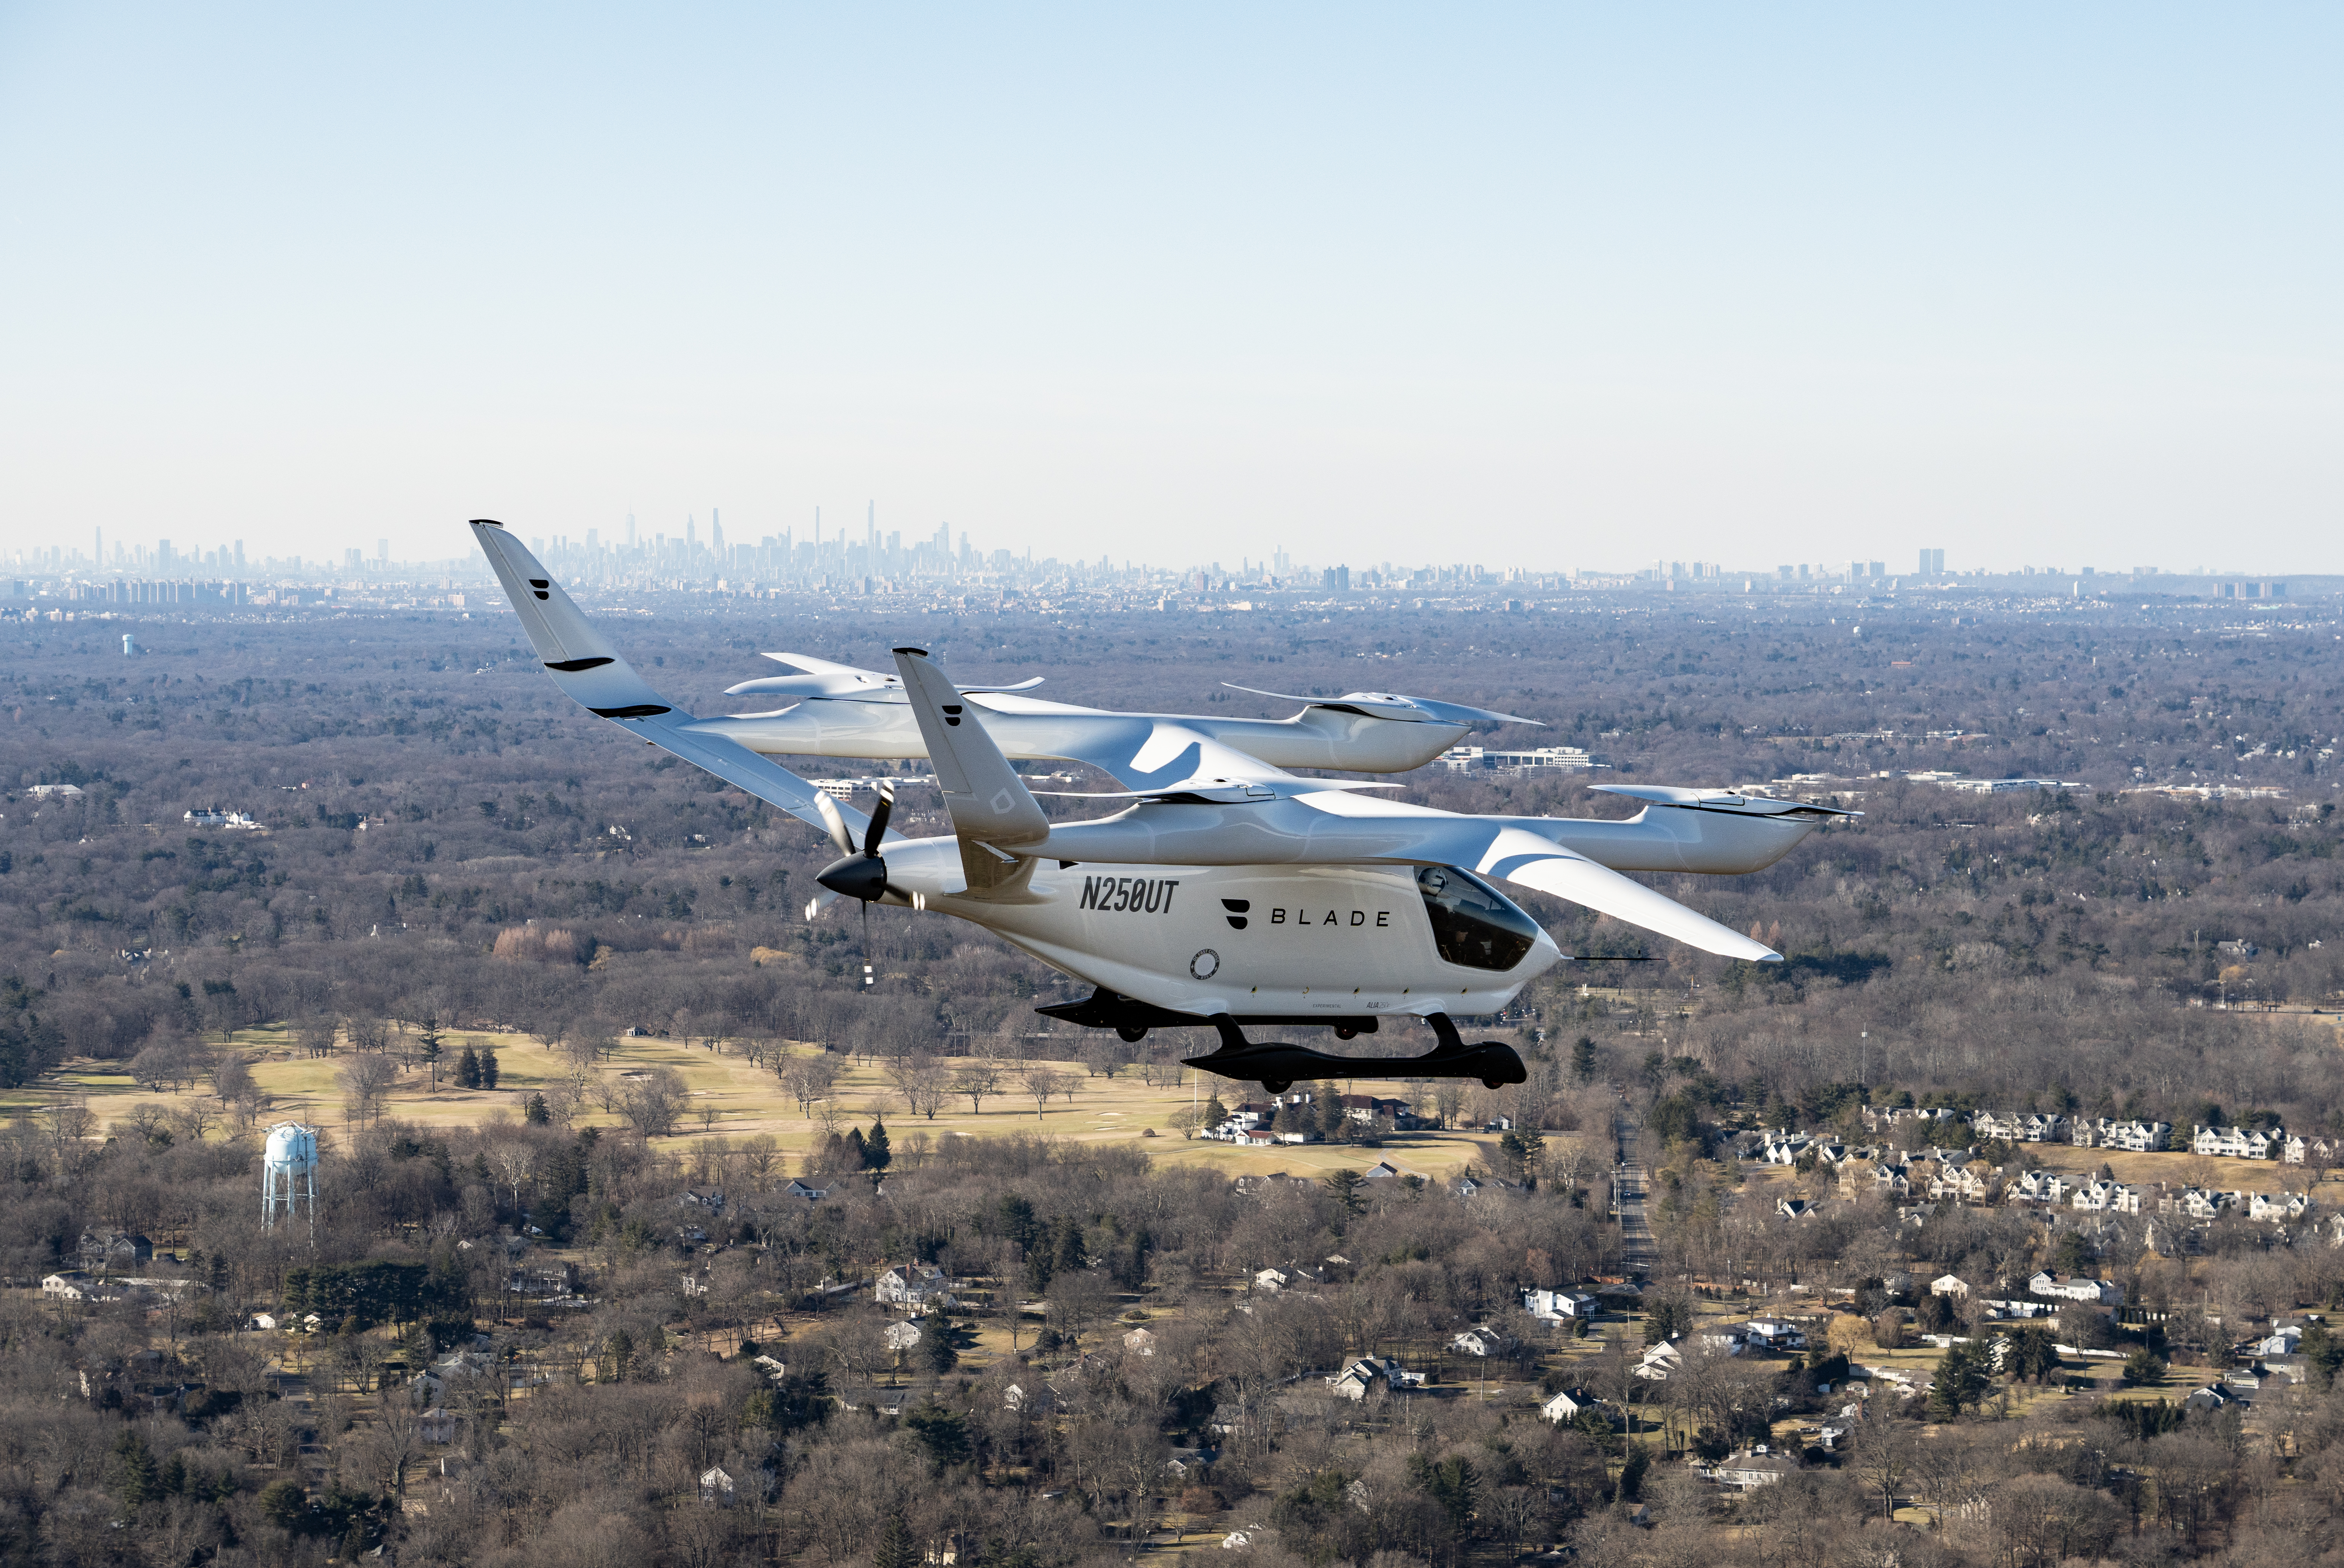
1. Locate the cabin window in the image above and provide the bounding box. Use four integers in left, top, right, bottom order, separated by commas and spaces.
1416, 866, 1539, 971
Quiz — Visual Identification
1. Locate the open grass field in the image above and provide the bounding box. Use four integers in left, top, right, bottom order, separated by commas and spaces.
5, 1028, 1514, 1180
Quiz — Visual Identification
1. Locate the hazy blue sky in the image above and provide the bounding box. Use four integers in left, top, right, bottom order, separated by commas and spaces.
1, 6, 2336, 572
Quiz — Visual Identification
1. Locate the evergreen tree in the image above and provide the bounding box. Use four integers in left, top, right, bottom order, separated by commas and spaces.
1322, 1167, 1366, 1219
874, 1512, 920, 1568
1050, 1215, 1088, 1275
455, 1044, 481, 1089
1570, 1035, 1598, 1083
418, 1034, 443, 1087
111, 1430, 157, 1508
1317, 1082, 1346, 1141
846, 1127, 868, 1168
1201, 1096, 1230, 1129
864, 1116, 892, 1172
1929, 1340, 1990, 1417
524, 1092, 549, 1125
479, 1046, 499, 1089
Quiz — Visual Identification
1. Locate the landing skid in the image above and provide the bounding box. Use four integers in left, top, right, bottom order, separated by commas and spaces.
1036, 987, 1382, 1043
1180, 1012, 1527, 1093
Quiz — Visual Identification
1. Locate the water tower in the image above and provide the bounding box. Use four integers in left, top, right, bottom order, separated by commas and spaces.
261, 1122, 318, 1231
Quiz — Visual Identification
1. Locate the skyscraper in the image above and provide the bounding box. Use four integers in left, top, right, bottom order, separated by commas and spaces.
1919, 547, 1945, 575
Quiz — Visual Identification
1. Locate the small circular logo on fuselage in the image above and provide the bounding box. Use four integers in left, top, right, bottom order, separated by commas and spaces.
1189, 949, 1220, 979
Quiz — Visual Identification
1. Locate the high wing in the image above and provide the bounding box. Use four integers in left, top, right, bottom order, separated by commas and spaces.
467, 521, 888, 852
1027, 789, 1784, 962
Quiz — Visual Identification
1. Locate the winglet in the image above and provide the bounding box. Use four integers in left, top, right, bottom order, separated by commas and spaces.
892, 647, 1050, 881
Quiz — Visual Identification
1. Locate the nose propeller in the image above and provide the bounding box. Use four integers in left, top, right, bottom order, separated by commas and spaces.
813, 780, 896, 991
815, 780, 894, 904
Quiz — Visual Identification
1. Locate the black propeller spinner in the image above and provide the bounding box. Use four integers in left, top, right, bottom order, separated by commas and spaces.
816, 781, 895, 982
815, 780, 894, 903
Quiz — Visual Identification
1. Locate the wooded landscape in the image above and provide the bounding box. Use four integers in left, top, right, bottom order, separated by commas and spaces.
2, 589, 2340, 1566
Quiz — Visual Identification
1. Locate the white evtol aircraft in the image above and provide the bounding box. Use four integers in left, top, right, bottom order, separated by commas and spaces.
469, 521, 1852, 1092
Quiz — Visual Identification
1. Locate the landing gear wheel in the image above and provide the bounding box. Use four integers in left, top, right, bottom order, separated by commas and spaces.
1263, 1080, 1291, 1095
1117, 1025, 1148, 1044
1482, 1078, 1505, 1089
1333, 1026, 1357, 1041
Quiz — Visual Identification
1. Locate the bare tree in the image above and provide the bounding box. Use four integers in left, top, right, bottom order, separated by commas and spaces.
951, 1061, 1003, 1114
169, 1100, 218, 1144
338, 1054, 398, 1125
297, 1017, 339, 1059
779, 1053, 842, 1117
1017, 1065, 1069, 1120
886, 1053, 949, 1120
489, 1141, 537, 1209
211, 1052, 255, 1106
619, 1068, 689, 1140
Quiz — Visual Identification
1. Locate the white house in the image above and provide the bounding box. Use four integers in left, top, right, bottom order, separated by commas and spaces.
1633, 1340, 1686, 1381
2027, 1272, 2123, 1307
2192, 1125, 2283, 1160
2284, 1135, 2340, 1166
1123, 1327, 1157, 1357
1927, 1165, 1993, 1204
1702, 1446, 1798, 1490
2170, 1187, 2237, 1221
1974, 1112, 2068, 1144
876, 1263, 955, 1313
1776, 1198, 1815, 1220
1325, 1356, 1421, 1400
884, 1321, 924, 1352
2071, 1181, 2144, 1215
1930, 1274, 1971, 1299
2004, 1170, 2071, 1206
2248, 1191, 2314, 1223
1739, 1318, 1809, 1352
1541, 1388, 1597, 1423
2252, 1325, 2304, 1358
1450, 1326, 1515, 1358
1523, 1288, 1597, 1321
2070, 1119, 2171, 1152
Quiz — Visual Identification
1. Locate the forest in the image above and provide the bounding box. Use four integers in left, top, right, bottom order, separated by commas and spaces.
2, 589, 2341, 1566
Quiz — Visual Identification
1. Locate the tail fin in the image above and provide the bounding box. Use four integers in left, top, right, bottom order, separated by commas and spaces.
470, 521, 672, 718
892, 646, 1049, 890
466, 520, 879, 850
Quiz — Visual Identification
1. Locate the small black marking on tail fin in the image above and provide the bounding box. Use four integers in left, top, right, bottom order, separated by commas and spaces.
545, 657, 614, 672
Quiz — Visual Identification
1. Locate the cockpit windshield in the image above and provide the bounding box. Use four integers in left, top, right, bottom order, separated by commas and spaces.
1416, 865, 1541, 971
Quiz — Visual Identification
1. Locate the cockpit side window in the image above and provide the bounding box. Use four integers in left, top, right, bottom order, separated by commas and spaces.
1416, 865, 1541, 971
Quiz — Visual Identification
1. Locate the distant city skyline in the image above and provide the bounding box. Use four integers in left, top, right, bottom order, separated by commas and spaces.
3, 517, 2319, 592
2, 9, 2338, 570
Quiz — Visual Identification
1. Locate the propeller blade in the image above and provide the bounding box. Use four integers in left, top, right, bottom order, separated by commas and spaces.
812, 791, 857, 858
863, 779, 895, 858
804, 888, 839, 922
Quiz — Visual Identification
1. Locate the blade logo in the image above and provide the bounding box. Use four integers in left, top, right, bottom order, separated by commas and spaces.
1269, 909, 1390, 927
1079, 876, 1181, 914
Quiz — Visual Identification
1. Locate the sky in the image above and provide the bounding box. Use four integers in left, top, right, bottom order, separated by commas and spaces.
0, 5, 2338, 574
